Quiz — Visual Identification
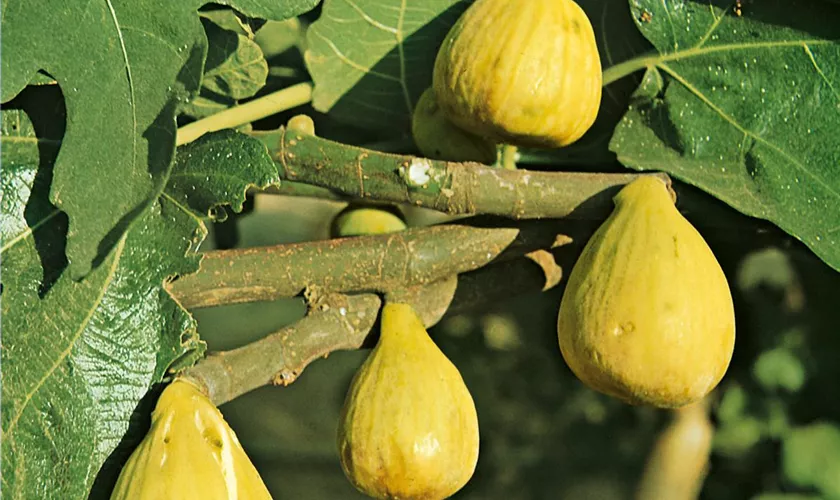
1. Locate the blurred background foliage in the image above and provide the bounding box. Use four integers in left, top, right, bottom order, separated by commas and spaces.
186, 2, 840, 499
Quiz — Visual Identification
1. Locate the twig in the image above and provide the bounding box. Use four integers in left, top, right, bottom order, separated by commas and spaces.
176, 83, 312, 146
167, 224, 520, 309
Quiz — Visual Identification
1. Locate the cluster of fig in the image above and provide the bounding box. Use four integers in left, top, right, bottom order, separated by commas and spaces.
110, 0, 737, 497
415, 0, 737, 411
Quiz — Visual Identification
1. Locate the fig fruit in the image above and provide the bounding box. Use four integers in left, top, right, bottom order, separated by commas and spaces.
637, 401, 713, 500
110, 379, 271, 500
332, 205, 407, 237
337, 302, 479, 499
412, 87, 498, 164
433, 0, 602, 148
557, 177, 735, 408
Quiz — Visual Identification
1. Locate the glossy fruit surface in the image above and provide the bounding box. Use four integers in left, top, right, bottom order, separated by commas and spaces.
557, 177, 735, 408
110, 379, 271, 500
412, 87, 497, 164
333, 206, 407, 237
433, 0, 602, 148
337, 303, 479, 499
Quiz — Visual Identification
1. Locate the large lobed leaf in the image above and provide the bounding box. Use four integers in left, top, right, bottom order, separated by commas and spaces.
306, 0, 471, 133
610, 0, 840, 271
1, 0, 317, 278
0, 101, 279, 496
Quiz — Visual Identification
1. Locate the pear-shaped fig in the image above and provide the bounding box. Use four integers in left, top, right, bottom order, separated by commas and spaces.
557, 177, 735, 408
412, 87, 498, 164
110, 379, 271, 500
433, 0, 602, 148
337, 302, 479, 499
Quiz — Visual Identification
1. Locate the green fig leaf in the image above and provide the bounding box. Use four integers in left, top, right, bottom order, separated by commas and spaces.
0, 101, 203, 498
0, 87, 279, 497
167, 129, 280, 218
1, 0, 317, 278
305, 0, 470, 134
610, 0, 840, 272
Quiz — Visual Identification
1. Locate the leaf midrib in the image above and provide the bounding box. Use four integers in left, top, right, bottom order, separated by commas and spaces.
603, 38, 832, 85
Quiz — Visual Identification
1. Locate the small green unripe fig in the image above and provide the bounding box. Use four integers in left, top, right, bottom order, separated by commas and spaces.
332, 205, 407, 237
411, 87, 498, 164
433, 0, 602, 148
557, 177, 735, 408
337, 303, 480, 499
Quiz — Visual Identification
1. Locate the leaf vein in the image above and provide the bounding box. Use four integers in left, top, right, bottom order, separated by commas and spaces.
3, 236, 128, 438
0, 209, 62, 254
309, 29, 403, 83
658, 62, 839, 201
104, 0, 138, 176
803, 44, 840, 105
694, 3, 726, 49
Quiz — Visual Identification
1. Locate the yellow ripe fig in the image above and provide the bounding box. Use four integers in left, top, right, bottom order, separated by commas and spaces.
110, 379, 271, 500
337, 303, 479, 500
332, 206, 407, 237
412, 87, 498, 164
557, 177, 735, 408
433, 0, 602, 148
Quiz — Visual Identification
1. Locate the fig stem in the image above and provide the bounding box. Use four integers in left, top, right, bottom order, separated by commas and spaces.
176, 82, 312, 146
501, 144, 518, 170
251, 126, 670, 220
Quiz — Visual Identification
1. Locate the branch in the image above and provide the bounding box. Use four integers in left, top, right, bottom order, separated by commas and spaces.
180, 249, 565, 406
167, 224, 520, 309
181, 293, 381, 406
252, 127, 672, 220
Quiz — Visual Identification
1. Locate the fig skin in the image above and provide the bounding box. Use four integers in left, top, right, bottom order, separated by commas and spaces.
433, 0, 602, 148
412, 87, 498, 164
110, 379, 271, 500
557, 177, 735, 408
337, 303, 479, 500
